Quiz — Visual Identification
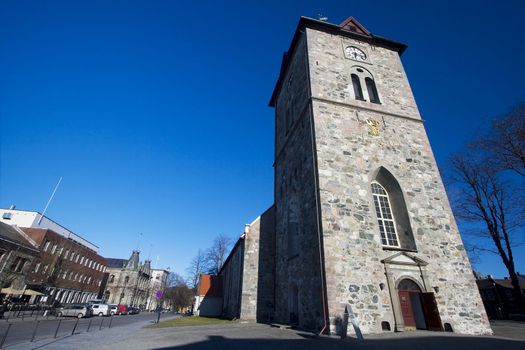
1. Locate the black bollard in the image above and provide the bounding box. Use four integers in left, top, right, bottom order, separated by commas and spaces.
87, 318, 92, 333
0, 323, 12, 348
71, 318, 79, 335
30, 321, 41, 342
108, 315, 114, 328
99, 317, 104, 331
54, 319, 62, 338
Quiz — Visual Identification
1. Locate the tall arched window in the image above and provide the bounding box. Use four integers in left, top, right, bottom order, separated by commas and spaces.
371, 182, 399, 247
351, 74, 364, 100
365, 77, 380, 103
371, 167, 417, 251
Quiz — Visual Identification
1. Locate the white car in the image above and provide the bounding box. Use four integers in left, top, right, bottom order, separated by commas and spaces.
91, 303, 111, 316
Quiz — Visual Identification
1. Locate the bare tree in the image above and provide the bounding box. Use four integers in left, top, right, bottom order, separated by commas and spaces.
166, 272, 186, 288
476, 103, 525, 177
205, 234, 232, 275
450, 155, 525, 307
185, 250, 207, 290
163, 275, 194, 312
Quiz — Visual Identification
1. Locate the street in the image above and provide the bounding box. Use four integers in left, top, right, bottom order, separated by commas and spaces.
0, 312, 173, 348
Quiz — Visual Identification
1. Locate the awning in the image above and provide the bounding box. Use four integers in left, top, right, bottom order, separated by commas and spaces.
0, 287, 24, 295
23, 289, 44, 296
0, 288, 44, 296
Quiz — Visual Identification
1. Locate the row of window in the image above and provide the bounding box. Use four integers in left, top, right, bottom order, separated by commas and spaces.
42, 240, 106, 272
32, 262, 102, 286
9, 256, 28, 273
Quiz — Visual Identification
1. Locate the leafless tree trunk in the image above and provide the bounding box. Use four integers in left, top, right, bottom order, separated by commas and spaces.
206, 234, 232, 275
450, 155, 525, 307
185, 250, 207, 290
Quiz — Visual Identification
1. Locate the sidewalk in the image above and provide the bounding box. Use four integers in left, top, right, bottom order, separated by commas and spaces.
8, 320, 525, 350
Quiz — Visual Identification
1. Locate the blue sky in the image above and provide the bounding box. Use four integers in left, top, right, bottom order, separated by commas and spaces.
1, 0, 524, 278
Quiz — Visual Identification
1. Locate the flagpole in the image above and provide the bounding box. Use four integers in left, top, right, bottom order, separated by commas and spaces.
38, 177, 63, 224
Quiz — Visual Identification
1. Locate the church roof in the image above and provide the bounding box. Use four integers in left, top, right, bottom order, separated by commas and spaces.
125, 250, 140, 270
269, 16, 407, 107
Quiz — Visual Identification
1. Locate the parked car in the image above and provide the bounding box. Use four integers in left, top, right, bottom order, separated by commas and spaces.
56, 304, 92, 318
117, 304, 128, 315
109, 304, 118, 315
91, 303, 111, 316
128, 306, 140, 315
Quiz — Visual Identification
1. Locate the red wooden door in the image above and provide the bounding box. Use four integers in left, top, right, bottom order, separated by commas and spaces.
421, 292, 444, 331
398, 290, 416, 329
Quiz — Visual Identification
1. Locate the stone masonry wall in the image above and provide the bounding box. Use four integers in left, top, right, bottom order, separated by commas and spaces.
240, 217, 261, 320
256, 206, 276, 323
273, 34, 325, 331
220, 240, 244, 319
305, 28, 491, 335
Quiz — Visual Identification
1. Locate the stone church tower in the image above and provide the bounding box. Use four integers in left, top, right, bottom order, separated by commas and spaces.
269, 16, 491, 335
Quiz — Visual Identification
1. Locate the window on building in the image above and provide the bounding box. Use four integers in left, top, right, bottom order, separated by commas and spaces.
43, 240, 51, 252
33, 262, 41, 273
109, 275, 115, 283
351, 74, 364, 100
69, 271, 74, 280
365, 77, 380, 104
79, 256, 84, 265
371, 167, 417, 251
51, 244, 57, 254
2, 212, 12, 220
10, 257, 21, 271
62, 270, 68, 279
371, 182, 399, 247
75, 254, 80, 263
42, 264, 49, 274
64, 250, 69, 259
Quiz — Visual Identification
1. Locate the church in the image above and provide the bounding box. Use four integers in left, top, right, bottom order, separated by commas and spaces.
217, 15, 492, 336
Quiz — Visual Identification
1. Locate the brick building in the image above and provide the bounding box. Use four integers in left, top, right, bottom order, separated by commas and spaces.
22, 227, 107, 304
0, 208, 107, 304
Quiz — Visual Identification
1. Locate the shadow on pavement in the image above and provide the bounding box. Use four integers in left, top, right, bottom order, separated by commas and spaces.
151, 334, 525, 350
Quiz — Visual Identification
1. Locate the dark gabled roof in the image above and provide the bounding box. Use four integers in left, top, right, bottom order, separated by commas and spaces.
269, 16, 407, 107
105, 258, 127, 268
0, 222, 39, 252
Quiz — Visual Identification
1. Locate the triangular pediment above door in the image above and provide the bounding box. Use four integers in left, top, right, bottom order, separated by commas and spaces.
381, 252, 428, 266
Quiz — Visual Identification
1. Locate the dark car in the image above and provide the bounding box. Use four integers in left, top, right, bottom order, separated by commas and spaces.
128, 307, 140, 315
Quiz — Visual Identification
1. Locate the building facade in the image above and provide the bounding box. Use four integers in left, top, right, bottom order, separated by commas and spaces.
146, 268, 169, 311
219, 15, 492, 336
0, 222, 40, 296
268, 15, 491, 335
0, 209, 107, 304
104, 251, 152, 308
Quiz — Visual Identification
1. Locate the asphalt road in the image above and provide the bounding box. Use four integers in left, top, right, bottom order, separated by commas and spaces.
0, 312, 169, 348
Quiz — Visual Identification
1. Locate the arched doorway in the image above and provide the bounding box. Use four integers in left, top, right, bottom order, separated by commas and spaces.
397, 278, 444, 331
398, 279, 426, 330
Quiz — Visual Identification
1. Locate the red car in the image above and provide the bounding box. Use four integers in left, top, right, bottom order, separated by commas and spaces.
117, 304, 128, 315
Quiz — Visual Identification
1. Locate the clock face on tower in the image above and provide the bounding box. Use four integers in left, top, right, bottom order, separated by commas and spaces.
345, 46, 367, 61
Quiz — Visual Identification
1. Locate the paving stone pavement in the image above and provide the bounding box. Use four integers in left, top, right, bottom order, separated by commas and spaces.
7, 320, 525, 350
